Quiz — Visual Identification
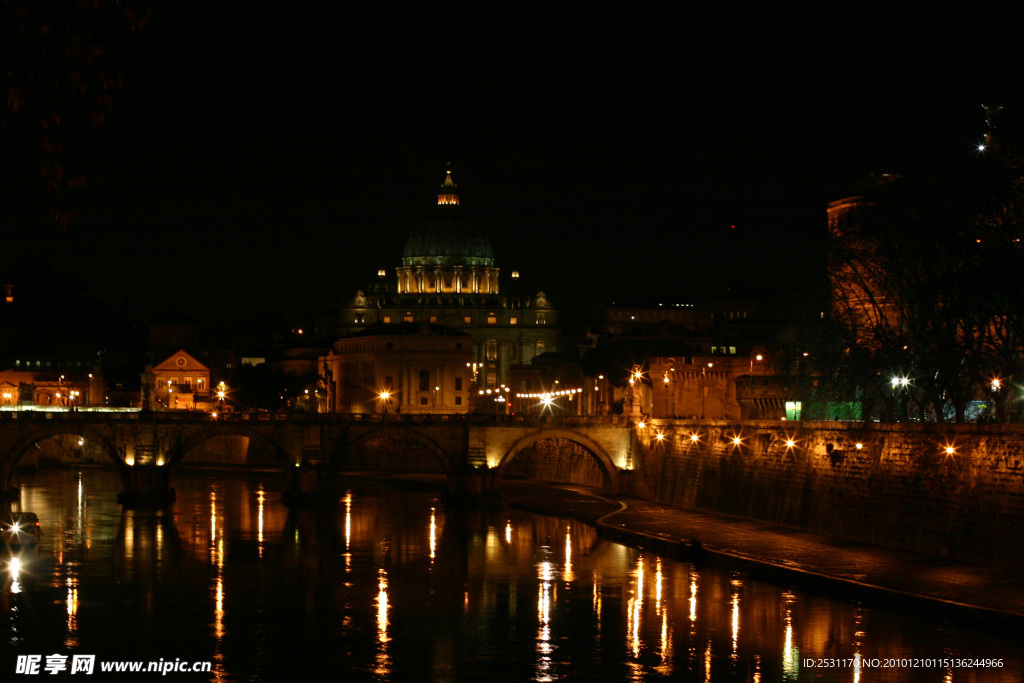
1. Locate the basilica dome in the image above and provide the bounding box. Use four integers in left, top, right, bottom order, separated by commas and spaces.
395, 166, 500, 295
401, 220, 495, 268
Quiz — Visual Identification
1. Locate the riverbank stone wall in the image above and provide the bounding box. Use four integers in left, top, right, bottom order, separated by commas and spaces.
638, 420, 1024, 567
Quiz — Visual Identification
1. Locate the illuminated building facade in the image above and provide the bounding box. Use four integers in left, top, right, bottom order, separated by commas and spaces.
149, 349, 211, 410
319, 324, 473, 414
339, 166, 559, 390
0, 371, 98, 409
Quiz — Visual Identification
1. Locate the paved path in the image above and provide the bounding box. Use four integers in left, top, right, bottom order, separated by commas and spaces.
500, 481, 1024, 622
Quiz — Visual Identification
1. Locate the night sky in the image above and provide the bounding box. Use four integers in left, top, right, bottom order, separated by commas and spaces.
3, 3, 1022, 325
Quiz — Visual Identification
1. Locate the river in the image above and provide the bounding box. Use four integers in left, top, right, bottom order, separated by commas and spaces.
1, 468, 1020, 681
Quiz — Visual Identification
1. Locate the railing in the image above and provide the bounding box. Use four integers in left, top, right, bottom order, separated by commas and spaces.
0, 409, 628, 428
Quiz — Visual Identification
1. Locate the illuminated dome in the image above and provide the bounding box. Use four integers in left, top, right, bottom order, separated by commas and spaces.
402, 221, 495, 268
396, 165, 499, 295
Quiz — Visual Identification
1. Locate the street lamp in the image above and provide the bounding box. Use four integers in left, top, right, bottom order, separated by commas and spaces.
701, 362, 713, 419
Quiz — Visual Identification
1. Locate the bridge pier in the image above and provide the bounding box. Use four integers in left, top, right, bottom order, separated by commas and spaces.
117, 466, 176, 507
448, 466, 499, 505
283, 462, 336, 506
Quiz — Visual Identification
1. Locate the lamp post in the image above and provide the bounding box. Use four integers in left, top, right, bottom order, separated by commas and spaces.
701, 363, 713, 419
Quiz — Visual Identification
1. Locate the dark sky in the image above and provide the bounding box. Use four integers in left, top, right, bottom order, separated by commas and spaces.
3, 3, 1023, 324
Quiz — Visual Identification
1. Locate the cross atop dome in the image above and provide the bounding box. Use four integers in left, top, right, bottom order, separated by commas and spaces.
438, 162, 460, 206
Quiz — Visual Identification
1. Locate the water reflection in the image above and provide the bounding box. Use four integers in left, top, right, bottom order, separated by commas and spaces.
375, 568, 391, 677
0, 469, 1020, 682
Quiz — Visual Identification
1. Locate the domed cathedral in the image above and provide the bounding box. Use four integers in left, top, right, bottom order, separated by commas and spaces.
337, 165, 559, 393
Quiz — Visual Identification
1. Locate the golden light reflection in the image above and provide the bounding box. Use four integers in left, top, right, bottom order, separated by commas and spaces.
376, 569, 390, 643
626, 555, 644, 658
213, 573, 224, 639
124, 511, 135, 574
563, 526, 574, 582
689, 572, 698, 623
67, 582, 78, 618
782, 590, 799, 681
655, 558, 663, 614
730, 577, 742, 658
210, 491, 218, 547
257, 488, 265, 546
505, 520, 512, 544
10, 556, 22, 594
429, 507, 436, 561
659, 610, 672, 669
373, 567, 392, 678
536, 560, 553, 683
704, 640, 712, 683
344, 491, 352, 573
65, 574, 80, 649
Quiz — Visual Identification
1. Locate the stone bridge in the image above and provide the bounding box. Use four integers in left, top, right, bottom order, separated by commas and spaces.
0, 411, 637, 504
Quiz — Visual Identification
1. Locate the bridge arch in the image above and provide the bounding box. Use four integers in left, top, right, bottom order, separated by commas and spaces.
0, 423, 121, 490
173, 423, 292, 468
494, 428, 620, 494
337, 424, 456, 493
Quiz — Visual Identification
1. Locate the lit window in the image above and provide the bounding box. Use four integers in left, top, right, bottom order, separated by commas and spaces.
429, 316, 437, 323
537, 314, 546, 325
486, 340, 498, 361
487, 313, 497, 324
509, 316, 518, 325
383, 315, 392, 324
464, 316, 472, 324
403, 312, 414, 323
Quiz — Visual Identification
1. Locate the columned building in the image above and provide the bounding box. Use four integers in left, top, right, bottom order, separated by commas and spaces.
320, 324, 473, 414
338, 166, 559, 391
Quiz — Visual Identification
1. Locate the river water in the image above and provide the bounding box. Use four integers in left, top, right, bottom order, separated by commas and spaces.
1, 468, 1020, 682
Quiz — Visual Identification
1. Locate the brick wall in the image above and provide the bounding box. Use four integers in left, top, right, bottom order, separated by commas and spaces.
639, 420, 1024, 567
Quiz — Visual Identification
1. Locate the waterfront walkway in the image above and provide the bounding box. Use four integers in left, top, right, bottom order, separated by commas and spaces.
500, 481, 1024, 623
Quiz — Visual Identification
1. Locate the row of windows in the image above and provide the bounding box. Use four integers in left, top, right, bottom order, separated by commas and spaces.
356, 313, 547, 325
415, 371, 464, 392
14, 360, 90, 370
709, 346, 738, 355
163, 378, 207, 390
485, 339, 545, 361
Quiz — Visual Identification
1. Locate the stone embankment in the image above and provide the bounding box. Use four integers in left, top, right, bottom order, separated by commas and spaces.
637, 420, 1024, 568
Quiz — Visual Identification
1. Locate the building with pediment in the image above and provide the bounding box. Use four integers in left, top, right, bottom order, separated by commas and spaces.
149, 349, 211, 410
337, 166, 560, 393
